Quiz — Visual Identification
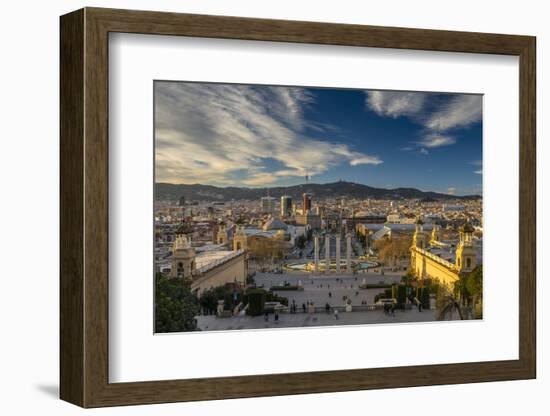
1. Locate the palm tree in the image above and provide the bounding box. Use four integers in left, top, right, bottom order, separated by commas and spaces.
436, 295, 465, 321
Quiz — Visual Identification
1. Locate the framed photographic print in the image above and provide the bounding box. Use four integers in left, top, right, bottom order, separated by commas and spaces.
60, 7, 536, 408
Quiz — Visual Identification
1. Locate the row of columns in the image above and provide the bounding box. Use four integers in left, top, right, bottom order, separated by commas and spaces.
313, 234, 352, 273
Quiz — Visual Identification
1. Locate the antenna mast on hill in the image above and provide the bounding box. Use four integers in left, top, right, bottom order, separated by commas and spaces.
305, 168, 309, 185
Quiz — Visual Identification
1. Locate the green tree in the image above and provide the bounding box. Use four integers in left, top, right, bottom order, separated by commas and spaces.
466, 266, 483, 319
392, 284, 407, 307
199, 286, 227, 315
155, 273, 200, 332
453, 274, 470, 307
401, 271, 416, 289
375, 236, 411, 266
246, 288, 267, 316
466, 266, 483, 301
451, 265, 483, 319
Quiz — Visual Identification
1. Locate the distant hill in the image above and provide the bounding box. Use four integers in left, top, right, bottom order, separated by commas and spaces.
155, 181, 481, 202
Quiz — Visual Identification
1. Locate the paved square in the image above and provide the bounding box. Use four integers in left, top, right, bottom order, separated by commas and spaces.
196, 270, 439, 331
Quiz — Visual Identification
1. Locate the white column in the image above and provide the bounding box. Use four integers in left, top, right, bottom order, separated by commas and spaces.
314, 235, 319, 273
335, 235, 341, 274
325, 234, 331, 273
346, 233, 352, 273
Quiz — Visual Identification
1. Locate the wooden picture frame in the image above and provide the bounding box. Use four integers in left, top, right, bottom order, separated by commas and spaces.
60, 7, 536, 408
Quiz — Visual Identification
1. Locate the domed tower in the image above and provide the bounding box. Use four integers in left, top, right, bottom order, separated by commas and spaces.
233, 217, 248, 251
412, 218, 428, 250
170, 220, 196, 280
217, 220, 228, 245
455, 221, 476, 273
430, 222, 442, 245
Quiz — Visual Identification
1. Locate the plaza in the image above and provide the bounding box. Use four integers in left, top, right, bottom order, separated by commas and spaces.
195, 270, 438, 331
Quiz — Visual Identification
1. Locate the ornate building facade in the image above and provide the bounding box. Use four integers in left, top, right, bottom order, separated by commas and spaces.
410, 219, 478, 286
168, 221, 247, 296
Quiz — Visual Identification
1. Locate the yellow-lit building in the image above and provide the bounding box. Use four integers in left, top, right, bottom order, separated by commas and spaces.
410, 219, 477, 286
168, 221, 247, 296
232, 218, 291, 255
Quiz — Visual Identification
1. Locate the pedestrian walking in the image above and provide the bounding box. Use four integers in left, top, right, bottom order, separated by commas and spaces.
334, 308, 339, 320
274, 312, 279, 322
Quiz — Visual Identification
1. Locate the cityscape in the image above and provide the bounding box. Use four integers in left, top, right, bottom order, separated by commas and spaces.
154, 81, 483, 333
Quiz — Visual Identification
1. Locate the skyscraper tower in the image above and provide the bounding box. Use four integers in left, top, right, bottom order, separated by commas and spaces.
261, 196, 275, 213
302, 193, 312, 214
280, 195, 293, 217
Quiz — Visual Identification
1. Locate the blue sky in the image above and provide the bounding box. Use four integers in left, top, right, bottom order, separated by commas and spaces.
155, 82, 482, 196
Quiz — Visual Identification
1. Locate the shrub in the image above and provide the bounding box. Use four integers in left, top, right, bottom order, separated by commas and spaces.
416, 287, 431, 309
223, 293, 234, 310
246, 288, 267, 316
362, 283, 392, 289
422, 290, 431, 309
266, 292, 289, 306
269, 285, 302, 291
392, 284, 407, 307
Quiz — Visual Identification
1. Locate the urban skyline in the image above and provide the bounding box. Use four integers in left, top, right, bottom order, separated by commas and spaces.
155, 81, 482, 196
154, 81, 483, 333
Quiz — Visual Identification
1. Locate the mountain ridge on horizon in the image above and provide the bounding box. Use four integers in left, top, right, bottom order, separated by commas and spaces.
155, 180, 481, 202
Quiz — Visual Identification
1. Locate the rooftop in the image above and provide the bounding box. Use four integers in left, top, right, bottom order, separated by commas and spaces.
195, 250, 244, 274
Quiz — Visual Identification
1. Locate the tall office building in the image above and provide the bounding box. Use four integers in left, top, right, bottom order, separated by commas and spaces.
261, 196, 276, 213
302, 193, 312, 213
280, 195, 293, 217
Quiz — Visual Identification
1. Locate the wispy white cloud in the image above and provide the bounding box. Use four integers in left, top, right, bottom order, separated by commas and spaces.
419, 148, 429, 155
349, 155, 384, 166
155, 82, 382, 186
365, 91, 482, 153
470, 160, 483, 174
417, 134, 456, 148
447, 187, 457, 195
425, 95, 482, 132
365, 91, 426, 118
